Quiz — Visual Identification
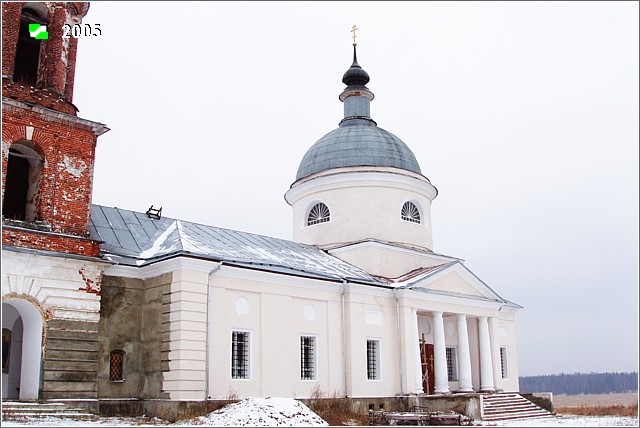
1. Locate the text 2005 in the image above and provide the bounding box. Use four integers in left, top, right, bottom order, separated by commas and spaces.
62, 23, 102, 38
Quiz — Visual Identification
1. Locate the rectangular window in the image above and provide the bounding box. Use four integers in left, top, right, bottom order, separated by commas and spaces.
300, 336, 316, 380
232, 331, 250, 379
500, 347, 509, 379
366, 339, 380, 380
446, 346, 458, 381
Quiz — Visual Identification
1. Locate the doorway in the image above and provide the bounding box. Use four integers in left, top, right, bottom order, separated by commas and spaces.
1, 299, 43, 400
419, 336, 435, 394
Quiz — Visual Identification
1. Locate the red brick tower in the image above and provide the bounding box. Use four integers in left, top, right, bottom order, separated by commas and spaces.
2, 1, 108, 256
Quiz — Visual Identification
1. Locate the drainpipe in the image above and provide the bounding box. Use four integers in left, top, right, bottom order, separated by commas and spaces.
394, 289, 405, 396
341, 279, 348, 397
205, 262, 222, 399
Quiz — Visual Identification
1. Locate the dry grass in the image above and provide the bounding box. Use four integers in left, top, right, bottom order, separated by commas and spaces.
556, 401, 638, 417
306, 386, 369, 426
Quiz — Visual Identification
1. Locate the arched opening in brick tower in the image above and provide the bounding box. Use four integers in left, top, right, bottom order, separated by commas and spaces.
13, 6, 48, 86
2, 142, 44, 222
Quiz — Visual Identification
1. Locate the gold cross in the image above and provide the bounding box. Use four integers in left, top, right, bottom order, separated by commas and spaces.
351, 25, 358, 46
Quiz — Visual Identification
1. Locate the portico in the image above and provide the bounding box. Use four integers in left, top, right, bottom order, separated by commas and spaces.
394, 259, 520, 396
411, 310, 497, 395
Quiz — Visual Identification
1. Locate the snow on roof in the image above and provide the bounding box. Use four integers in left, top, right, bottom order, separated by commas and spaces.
89, 205, 386, 285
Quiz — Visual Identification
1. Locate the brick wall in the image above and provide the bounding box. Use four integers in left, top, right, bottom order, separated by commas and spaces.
1, 2, 89, 110
2, 104, 98, 237
2, 227, 100, 258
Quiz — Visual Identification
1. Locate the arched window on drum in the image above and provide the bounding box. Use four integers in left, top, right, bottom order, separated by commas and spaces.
307, 203, 330, 226
401, 201, 421, 224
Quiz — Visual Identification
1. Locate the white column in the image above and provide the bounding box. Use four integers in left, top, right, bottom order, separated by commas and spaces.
478, 316, 495, 392
456, 314, 473, 392
432, 311, 450, 394
412, 308, 424, 394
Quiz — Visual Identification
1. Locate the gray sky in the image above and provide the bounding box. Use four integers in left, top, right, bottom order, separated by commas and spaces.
73, 1, 639, 377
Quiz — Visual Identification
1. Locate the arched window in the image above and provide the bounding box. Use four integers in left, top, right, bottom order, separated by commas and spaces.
307, 203, 330, 226
401, 201, 421, 224
2, 142, 44, 222
109, 350, 125, 381
13, 7, 48, 85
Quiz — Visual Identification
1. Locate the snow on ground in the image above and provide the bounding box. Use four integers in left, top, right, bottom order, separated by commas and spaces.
2, 399, 638, 427
484, 415, 639, 427
182, 397, 328, 426
3, 414, 639, 427
2, 397, 328, 427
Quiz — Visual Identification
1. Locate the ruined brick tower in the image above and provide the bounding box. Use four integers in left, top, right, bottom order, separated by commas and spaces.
2, 1, 108, 256
2, 2, 109, 402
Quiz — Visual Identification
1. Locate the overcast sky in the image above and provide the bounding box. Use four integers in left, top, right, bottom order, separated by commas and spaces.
72, 1, 639, 377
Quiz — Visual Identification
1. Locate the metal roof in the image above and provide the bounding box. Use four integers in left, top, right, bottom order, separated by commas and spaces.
89, 205, 386, 285
295, 119, 422, 181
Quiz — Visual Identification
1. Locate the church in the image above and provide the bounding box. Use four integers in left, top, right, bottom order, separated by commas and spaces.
2, 1, 528, 420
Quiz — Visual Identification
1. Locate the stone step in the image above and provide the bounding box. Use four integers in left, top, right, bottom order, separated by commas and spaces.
485, 403, 539, 410
1, 401, 96, 421
485, 407, 549, 415
481, 393, 556, 422
484, 412, 556, 422
484, 405, 540, 414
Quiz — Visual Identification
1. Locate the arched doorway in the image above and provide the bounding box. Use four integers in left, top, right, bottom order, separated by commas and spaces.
1, 298, 44, 400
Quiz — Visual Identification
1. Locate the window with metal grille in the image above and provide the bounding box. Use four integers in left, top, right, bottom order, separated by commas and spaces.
300, 336, 316, 380
232, 331, 250, 379
446, 347, 458, 381
366, 339, 380, 380
307, 203, 330, 226
500, 347, 509, 379
109, 350, 125, 381
401, 201, 421, 223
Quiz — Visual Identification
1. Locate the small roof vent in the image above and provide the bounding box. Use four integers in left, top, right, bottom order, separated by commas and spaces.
146, 205, 162, 220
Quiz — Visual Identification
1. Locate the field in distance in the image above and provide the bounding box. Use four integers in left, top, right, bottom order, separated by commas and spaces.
553, 392, 638, 408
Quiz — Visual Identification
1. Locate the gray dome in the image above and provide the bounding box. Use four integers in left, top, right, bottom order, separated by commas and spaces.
295, 119, 422, 181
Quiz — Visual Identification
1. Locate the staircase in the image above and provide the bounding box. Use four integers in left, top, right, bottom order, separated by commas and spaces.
482, 393, 556, 421
1, 401, 97, 422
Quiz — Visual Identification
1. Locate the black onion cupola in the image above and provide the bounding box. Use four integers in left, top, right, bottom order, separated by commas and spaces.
294, 39, 422, 181
342, 45, 370, 86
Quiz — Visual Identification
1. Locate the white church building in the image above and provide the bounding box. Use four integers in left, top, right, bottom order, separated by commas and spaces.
2, 2, 523, 419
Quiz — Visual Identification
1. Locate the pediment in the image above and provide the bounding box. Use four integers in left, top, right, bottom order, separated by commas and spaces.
402, 261, 505, 302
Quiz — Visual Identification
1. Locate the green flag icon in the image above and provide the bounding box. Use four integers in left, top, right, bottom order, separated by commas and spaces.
29, 23, 48, 40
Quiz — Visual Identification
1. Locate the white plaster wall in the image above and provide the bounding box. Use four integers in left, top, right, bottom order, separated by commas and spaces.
1, 250, 106, 399
329, 243, 455, 279
145, 258, 520, 400
1, 250, 106, 322
2, 305, 22, 399
207, 266, 347, 399
162, 268, 209, 400
286, 169, 437, 255
343, 285, 401, 397
205, 268, 407, 399
493, 313, 520, 392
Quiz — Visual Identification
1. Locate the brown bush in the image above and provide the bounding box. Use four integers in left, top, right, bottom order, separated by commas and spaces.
555, 401, 638, 417
306, 386, 369, 426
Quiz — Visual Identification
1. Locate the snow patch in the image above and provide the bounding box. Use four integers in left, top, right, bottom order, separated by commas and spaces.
138, 221, 179, 260
185, 397, 328, 427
